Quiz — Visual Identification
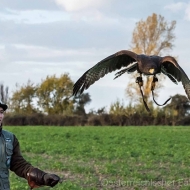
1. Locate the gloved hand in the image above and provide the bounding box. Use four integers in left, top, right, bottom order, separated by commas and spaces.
43, 173, 60, 187
27, 168, 60, 189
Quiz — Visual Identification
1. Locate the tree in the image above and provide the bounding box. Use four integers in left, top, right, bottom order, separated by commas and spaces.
10, 80, 37, 114
164, 94, 190, 118
36, 73, 74, 115
74, 93, 91, 115
0, 83, 9, 104
126, 13, 176, 103
109, 99, 126, 115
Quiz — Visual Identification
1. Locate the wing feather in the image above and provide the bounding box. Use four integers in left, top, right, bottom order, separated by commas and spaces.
161, 67, 178, 84
73, 50, 137, 95
114, 63, 137, 79
181, 74, 190, 100
161, 56, 190, 100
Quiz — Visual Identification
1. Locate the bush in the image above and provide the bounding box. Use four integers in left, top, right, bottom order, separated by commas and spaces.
3, 112, 188, 126
4, 114, 86, 126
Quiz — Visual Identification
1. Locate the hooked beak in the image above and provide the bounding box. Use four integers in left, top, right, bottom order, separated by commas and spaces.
149, 68, 155, 74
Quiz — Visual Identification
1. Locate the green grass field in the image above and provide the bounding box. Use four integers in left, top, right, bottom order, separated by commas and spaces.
4, 126, 190, 190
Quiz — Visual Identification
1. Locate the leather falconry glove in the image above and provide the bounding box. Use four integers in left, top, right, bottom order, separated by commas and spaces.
27, 168, 60, 189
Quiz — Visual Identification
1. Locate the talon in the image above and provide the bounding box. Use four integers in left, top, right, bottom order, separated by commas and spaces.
151, 76, 158, 90
153, 76, 158, 83
136, 75, 143, 87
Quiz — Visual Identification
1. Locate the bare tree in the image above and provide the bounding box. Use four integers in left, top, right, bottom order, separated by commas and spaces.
0, 83, 9, 104
126, 13, 176, 103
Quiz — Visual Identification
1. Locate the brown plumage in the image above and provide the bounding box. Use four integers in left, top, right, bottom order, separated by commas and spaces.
73, 50, 190, 101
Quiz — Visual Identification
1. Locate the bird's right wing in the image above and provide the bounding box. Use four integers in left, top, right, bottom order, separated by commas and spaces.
161, 56, 190, 100
73, 50, 137, 96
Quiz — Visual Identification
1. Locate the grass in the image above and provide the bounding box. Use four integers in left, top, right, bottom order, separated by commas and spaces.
4, 126, 190, 190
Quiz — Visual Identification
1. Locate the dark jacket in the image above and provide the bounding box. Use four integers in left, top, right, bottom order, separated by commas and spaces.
0, 126, 34, 179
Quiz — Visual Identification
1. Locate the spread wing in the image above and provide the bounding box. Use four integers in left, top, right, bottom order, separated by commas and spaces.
161, 56, 190, 100
73, 50, 137, 96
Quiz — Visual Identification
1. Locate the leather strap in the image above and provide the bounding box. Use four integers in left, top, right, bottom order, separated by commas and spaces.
136, 76, 150, 112
151, 90, 171, 106
136, 76, 171, 112
151, 76, 171, 107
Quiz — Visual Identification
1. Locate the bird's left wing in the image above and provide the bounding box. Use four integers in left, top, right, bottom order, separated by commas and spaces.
73, 50, 137, 96
161, 56, 190, 100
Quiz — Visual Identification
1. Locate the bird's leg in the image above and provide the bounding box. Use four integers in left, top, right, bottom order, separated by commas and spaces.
151, 75, 158, 91
136, 74, 143, 87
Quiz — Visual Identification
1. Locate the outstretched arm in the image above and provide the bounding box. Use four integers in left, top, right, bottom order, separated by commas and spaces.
10, 135, 33, 178
10, 135, 60, 189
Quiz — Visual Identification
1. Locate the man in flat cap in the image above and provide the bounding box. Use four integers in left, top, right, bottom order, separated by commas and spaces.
0, 101, 60, 189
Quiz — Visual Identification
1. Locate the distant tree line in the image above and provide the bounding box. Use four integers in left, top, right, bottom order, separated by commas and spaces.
1, 74, 190, 126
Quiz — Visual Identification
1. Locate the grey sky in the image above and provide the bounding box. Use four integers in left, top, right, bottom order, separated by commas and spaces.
0, 0, 190, 111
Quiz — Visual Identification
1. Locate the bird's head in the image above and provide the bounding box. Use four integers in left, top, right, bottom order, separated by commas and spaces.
137, 55, 160, 75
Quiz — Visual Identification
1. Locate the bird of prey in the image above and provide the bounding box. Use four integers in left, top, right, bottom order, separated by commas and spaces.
73, 50, 190, 111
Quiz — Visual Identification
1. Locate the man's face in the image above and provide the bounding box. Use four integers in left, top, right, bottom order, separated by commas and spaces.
0, 107, 4, 125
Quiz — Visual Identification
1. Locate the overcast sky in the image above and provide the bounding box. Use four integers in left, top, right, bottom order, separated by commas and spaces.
0, 0, 190, 111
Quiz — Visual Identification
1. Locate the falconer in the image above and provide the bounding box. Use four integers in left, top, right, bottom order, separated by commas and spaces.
0, 101, 60, 190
